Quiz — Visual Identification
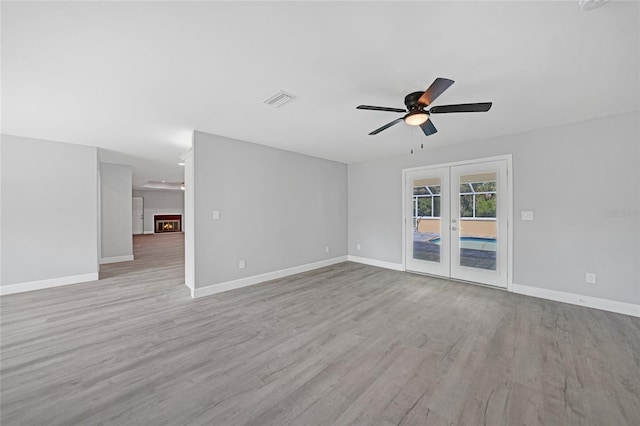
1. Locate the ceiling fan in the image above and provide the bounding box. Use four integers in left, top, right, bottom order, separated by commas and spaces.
356, 78, 492, 136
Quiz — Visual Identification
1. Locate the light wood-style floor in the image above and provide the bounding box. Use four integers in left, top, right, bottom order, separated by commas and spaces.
2, 234, 639, 425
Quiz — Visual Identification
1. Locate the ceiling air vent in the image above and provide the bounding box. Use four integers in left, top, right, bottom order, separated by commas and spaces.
262, 90, 296, 107
579, 0, 609, 11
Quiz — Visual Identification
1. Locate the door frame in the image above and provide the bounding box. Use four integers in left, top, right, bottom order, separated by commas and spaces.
401, 154, 513, 292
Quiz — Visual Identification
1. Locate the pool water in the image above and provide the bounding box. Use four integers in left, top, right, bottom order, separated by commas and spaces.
429, 237, 497, 251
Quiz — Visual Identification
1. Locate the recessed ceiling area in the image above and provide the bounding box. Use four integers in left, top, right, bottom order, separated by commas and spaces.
142, 181, 185, 191
2, 1, 638, 188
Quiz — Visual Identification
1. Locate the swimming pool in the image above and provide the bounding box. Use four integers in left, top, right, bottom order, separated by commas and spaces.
429, 237, 497, 251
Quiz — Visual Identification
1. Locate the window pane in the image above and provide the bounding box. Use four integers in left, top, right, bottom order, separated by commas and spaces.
433, 196, 441, 217
472, 181, 496, 192
428, 185, 441, 194
475, 193, 496, 218
417, 197, 431, 216
413, 187, 428, 196
460, 183, 472, 193
460, 194, 474, 217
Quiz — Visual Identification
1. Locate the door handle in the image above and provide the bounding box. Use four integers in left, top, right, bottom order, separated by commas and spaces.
452, 227, 458, 231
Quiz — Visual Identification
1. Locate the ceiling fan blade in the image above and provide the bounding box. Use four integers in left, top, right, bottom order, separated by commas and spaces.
417, 78, 455, 107
369, 118, 404, 135
357, 105, 406, 113
420, 119, 438, 136
429, 102, 492, 114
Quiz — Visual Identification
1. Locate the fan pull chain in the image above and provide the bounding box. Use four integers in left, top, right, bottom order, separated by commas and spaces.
409, 128, 413, 154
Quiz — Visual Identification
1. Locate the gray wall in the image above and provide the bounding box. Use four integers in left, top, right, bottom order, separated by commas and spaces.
193, 131, 348, 287
1, 134, 99, 285
132, 189, 184, 233
348, 112, 640, 304
100, 163, 133, 261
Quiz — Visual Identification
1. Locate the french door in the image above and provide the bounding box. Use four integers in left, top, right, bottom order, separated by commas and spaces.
404, 159, 509, 288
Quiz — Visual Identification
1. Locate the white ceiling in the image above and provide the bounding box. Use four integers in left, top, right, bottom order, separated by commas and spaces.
2, 1, 639, 188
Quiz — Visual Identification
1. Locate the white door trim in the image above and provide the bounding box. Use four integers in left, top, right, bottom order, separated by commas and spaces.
402, 154, 513, 292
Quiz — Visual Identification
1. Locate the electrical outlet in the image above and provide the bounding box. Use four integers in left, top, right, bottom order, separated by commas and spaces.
212, 210, 220, 220
325, 246, 329, 253
239, 260, 245, 269
357, 244, 361, 251
585, 272, 596, 284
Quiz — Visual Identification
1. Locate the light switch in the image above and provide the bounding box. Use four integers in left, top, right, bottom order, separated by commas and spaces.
521, 211, 534, 221
212, 210, 220, 220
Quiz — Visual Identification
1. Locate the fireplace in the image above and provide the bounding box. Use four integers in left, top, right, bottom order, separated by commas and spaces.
154, 214, 182, 233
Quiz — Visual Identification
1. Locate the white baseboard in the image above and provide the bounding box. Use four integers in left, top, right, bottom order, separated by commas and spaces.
0, 272, 99, 296
347, 255, 405, 272
143, 231, 155, 235
100, 255, 134, 265
193, 256, 348, 299
512, 283, 640, 318
342, 259, 638, 317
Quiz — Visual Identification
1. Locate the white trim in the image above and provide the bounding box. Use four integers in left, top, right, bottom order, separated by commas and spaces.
193, 256, 348, 299
143, 231, 155, 235
347, 255, 404, 271
100, 255, 134, 264
0, 273, 99, 296
512, 283, 640, 318
402, 155, 514, 173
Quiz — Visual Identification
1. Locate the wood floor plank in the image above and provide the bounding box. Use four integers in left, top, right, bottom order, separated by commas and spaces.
1, 233, 639, 425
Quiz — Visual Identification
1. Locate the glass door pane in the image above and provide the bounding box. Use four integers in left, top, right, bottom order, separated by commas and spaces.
405, 167, 449, 278
450, 161, 508, 288
412, 177, 442, 263
458, 172, 497, 271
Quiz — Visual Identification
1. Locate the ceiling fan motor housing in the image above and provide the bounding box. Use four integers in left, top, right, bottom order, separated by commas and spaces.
404, 91, 427, 110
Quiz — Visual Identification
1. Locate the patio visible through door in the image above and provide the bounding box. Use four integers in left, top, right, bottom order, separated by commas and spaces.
404, 158, 510, 288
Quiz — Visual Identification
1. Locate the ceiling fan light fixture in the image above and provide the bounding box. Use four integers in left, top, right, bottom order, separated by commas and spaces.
404, 111, 429, 126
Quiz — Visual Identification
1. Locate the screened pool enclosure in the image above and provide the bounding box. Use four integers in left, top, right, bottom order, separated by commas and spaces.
412, 178, 497, 270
